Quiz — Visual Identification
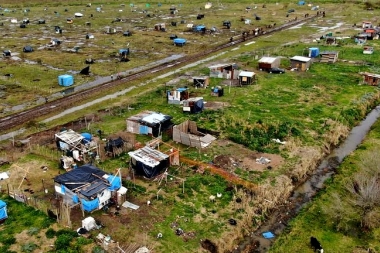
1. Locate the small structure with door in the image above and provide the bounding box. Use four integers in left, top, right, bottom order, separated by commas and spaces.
290, 56, 312, 71
258, 57, 281, 71
238, 71, 256, 85
126, 111, 173, 137
193, 76, 209, 88
167, 87, 189, 104
173, 120, 216, 148
54, 165, 122, 212
209, 63, 239, 79
360, 72, 380, 86
183, 97, 204, 113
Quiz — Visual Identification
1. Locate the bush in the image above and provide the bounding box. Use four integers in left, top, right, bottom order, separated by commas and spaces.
21, 243, 38, 252
55, 234, 74, 250
45, 228, 56, 239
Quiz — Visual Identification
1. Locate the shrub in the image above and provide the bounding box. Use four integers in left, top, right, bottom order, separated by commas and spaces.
45, 228, 56, 239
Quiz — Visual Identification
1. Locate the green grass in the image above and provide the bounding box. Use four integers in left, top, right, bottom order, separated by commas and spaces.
270, 120, 380, 252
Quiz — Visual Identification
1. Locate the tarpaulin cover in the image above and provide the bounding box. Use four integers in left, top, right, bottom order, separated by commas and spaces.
54, 164, 106, 190
58, 74, 74, 87
72, 194, 79, 203
194, 99, 204, 113
105, 137, 125, 152
133, 160, 169, 178
0, 200, 8, 220
81, 198, 99, 212
262, 231, 275, 239
107, 175, 121, 191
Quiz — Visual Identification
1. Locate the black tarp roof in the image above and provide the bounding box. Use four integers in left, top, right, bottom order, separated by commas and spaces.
54, 164, 107, 192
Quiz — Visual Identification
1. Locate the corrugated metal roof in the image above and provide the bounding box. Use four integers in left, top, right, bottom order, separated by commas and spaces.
258, 57, 278, 63
239, 71, 255, 77
290, 56, 311, 62
128, 146, 169, 167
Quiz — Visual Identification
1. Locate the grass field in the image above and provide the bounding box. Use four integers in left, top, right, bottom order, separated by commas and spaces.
1, 1, 380, 253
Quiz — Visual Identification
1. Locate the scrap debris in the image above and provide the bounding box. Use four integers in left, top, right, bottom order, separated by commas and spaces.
256, 157, 271, 165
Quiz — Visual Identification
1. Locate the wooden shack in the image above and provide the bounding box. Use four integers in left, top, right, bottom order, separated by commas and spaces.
193, 76, 209, 88
238, 71, 256, 85
360, 72, 380, 86
258, 57, 280, 71
319, 51, 339, 63
290, 56, 312, 71
173, 120, 216, 148
209, 63, 239, 80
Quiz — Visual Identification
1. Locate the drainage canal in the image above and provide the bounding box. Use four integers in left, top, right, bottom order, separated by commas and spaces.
233, 105, 380, 253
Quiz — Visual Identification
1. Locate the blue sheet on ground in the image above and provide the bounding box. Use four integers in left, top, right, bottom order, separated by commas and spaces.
262, 231, 275, 239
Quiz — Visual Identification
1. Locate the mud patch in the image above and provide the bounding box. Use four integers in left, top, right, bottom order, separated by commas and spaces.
201, 239, 218, 253
205, 101, 229, 110
210, 139, 284, 172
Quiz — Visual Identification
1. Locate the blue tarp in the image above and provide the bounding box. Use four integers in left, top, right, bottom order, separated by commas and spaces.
0, 200, 8, 220
58, 74, 74, 87
309, 47, 319, 58
81, 133, 92, 143
72, 195, 79, 203
298, 1, 305, 5
139, 125, 149, 135
262, 231, 275, 239
81, 198, 99, 212
107, 175, 121, 191
173, 38, 186, 46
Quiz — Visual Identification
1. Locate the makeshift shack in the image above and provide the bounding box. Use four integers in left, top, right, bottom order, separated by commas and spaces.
210, 86, 224, 97
290, 56, 312, 71
173, 120, 216, 148
55, 129, 98, 162
362, 21, 372, 29
54, 165, 122, 212
364, 29, 377, 40
23, 45, 33, 53
360, 72, 380, 86
3, 50, 11, 57
126, 111, 173, 137
154, 23, 166, 31
105, 27, 117, 34
238, 71, 256, 85
58, 74, 74, 87
193, 25, 206, 33
119, 48, 130, 62
258, 57, 281, 71
193, 76, 209, 88
209, 63, 239, 79
355, 34, 367, 44
128, 146, 171, 178
319, 51, 339, 63
0, 200, 8, 224
363, 46, 374, 55
104, 137, 128, 157
183, 97, 204, 113
167, 87, 189, 104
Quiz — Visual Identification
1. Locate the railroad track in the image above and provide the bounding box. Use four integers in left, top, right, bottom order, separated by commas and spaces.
0, 14, 320, 132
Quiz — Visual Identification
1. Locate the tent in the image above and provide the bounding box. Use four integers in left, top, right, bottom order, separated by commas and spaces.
3, 50, 11, 57
0, 200, 8, 223
298, 1, 305, 5
193, 25, 206, 32
74, 13, 83, 17
123, 31, 132, 36
58, 74, 74, 87
80, 66, 90, 75
23, 45, 33, 53
173, 38, 186, 46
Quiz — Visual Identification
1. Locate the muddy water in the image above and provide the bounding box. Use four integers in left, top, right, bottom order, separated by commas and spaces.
233, 105, 380, 253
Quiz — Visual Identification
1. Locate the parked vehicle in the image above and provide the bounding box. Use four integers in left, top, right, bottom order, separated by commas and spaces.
269, 67, 285, 74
